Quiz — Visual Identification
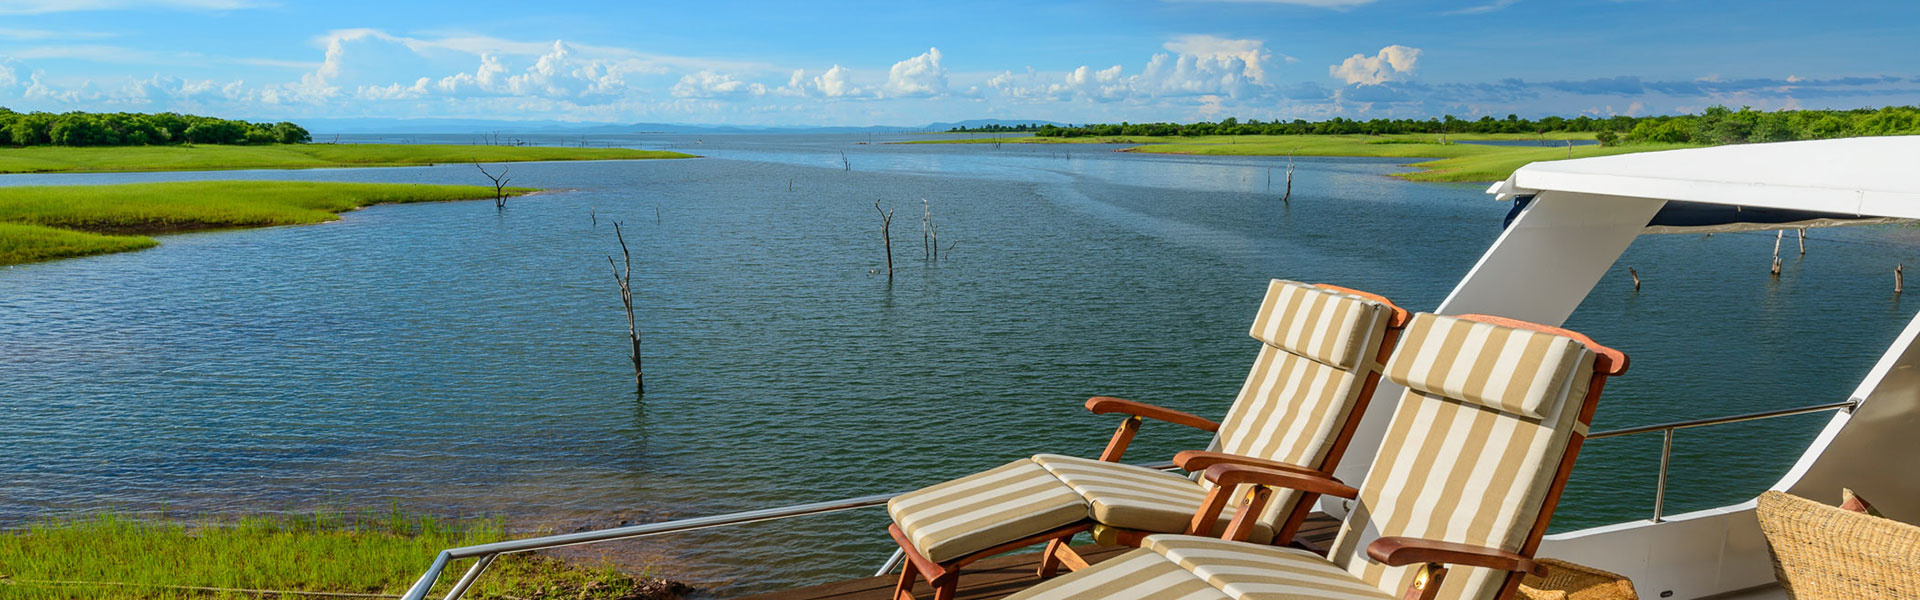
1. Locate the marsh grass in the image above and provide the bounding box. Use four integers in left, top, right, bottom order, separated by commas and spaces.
0, 223, 157, 264
903, 133, 1693, 182
0, 181, 536, 266
0, 511, 683, 600
0, 144, 695, 175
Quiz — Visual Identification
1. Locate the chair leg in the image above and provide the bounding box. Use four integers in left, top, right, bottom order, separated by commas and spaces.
932, 575, 958, 600
893, 559, 922, 600
1036, 537, 1067, 578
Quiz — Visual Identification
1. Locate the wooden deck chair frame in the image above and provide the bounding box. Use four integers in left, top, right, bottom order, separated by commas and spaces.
1180, 313, 1629, 600
887, 284, 1412, 600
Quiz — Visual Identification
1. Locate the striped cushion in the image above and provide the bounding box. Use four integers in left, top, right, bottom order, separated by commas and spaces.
1033, 454, 1275, 544
887, 460, 1088, 563
1327, 318, 1598, 599
1146, 534, 1396, 600
1384, 313, 1591, 419
1248, 280, 1386, 371
1210, 346, 1365, 525
1005, 548, 1232, 600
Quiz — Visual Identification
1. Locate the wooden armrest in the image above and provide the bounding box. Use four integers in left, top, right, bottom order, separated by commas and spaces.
1085, 397, 1220, 433
1174, 450, 1325, 477
1201, 464, 1358, 499
1366, 537, 1546, 578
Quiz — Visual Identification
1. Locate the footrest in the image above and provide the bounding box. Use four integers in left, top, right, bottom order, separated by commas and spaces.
888, 459, 1090, 563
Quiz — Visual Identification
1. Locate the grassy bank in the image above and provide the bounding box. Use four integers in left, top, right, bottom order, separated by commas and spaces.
0, 181, 534, 266
0, 511, 687, 599
904, 133, 1693, 182
0, 144, 695, 175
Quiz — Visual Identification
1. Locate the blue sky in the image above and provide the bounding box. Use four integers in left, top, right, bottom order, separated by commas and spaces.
0, 0, 1915, 126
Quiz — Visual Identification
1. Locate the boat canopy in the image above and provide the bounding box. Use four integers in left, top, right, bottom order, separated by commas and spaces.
1489, 136, 1920, 232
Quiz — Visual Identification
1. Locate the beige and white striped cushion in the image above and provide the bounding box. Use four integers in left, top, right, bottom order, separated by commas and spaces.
1146, 534, 1395, 600
1327, 316, 1597, 600
1384, 313, 1589, 419
1033, 454, 1275, 544
887, 460, 1088, 563
1005, 548, 1232, 600
1248, 280, 1385, 371
1210, 346, 1367, 527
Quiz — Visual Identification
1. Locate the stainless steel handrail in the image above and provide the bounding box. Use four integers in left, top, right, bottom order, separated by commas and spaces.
1585, 399, 1857, 522
399, 461, 1179, 600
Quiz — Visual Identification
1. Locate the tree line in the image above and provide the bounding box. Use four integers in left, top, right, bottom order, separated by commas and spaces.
1031, 104, 1920, 146
947, 123, 1049, 133
0, 109, 312, 147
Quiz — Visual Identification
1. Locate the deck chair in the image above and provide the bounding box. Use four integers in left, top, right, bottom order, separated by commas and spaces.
1001, 313, 1629, 600
885, 280, 1411, 600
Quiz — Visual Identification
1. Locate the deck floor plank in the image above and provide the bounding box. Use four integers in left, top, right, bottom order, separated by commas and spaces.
739, 513, 1340, 600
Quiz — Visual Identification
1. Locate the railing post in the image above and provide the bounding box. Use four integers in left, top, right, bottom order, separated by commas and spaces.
875, 548, 906, 577
1652, 428, 1673, 523
443, 553, 497, 600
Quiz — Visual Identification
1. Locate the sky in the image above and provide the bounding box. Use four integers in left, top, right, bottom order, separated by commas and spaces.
0, 0, 1915, 127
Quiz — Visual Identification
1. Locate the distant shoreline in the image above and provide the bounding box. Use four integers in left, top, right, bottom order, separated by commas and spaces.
900, 133, 1690, 183
0, 143, 697, 176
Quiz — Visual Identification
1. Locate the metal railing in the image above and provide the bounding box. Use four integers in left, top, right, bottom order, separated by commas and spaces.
397, 461, 1177, 600
401, 400, 1860, 599
1586, 399, 1857, 522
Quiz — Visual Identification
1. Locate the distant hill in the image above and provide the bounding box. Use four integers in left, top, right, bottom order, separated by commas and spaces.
924, 119, 1067, 131
303, 117, 1065, 135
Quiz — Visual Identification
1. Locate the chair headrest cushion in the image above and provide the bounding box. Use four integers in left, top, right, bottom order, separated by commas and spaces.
1248, 280, 1388, 371
1384, 313, 1594, 419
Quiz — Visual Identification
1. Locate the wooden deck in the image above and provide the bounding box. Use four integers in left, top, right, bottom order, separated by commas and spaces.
740, 514, 1342, 600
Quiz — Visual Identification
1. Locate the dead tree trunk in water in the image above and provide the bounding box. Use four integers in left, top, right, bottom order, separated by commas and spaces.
476, 163, 512, 210
1629, 267, 1641, 291
921, 198, 940, 261
1771, 230, 1784, 277
1899, 264, 1905, 294
875, 200, 895, 281
841, 151, 851, 172
1798, 228, 1806, 255
1281, 148, 1298, 205
607, 222, 643, 394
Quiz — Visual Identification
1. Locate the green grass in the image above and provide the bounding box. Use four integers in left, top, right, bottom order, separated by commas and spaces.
0, 181, 535, 266
0, 223, 157, 264
903, 133, 1696, 182
0, 511, 685, 599
0, 144, 696, 175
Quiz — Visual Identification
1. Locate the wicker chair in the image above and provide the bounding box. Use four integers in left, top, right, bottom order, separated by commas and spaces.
1756, 490, 1920, 599
1519, 558, 1639, 600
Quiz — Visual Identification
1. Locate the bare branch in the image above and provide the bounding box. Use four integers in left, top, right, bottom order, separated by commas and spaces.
606, 221, 643, 394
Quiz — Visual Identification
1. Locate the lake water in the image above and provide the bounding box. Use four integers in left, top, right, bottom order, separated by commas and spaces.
3, 133, 1917, 594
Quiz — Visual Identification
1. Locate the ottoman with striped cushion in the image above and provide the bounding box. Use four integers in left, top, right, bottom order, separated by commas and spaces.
888, 459, 1089, 564
1032, 454, 1273, 544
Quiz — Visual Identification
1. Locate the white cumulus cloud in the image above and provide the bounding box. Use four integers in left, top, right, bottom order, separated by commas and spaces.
1162, 35, 1272, 83
989, 35, 1276, 102
813, 64, 859, 97
883, 47, 947, 97
671, 70, 766, 98
1329, 44, 1420, 85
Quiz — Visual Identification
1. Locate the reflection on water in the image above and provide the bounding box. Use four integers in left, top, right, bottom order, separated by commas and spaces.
2, 133, 1917, 592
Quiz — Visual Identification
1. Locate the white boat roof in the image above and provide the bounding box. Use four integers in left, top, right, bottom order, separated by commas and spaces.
1488, 136, 1920, 220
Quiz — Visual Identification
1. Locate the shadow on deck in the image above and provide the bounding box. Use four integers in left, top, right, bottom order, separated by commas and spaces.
739, 514, 1342, 600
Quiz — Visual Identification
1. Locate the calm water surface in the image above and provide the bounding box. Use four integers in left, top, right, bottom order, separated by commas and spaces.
3, 133, 1917, 593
